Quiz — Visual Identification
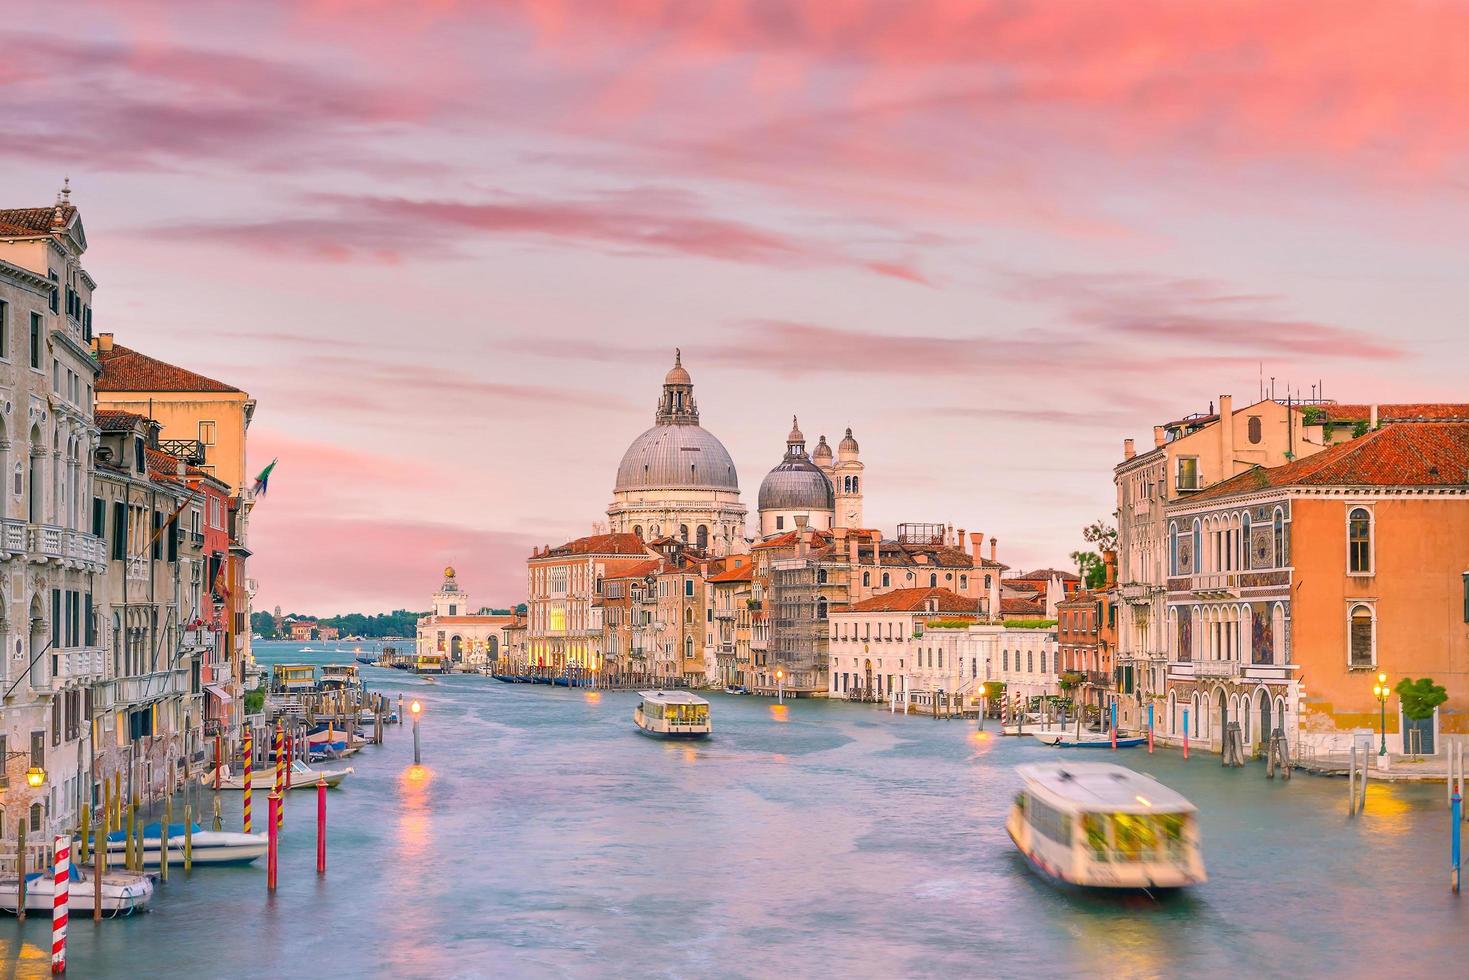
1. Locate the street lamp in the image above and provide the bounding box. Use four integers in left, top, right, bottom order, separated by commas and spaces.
775, 668, 784, 705
24, 765, 46, 788
1371, 672, 1389, 756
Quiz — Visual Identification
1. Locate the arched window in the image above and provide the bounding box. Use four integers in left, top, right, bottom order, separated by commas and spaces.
1349, 604, 1374, 668
1192, 519, 1201, 574
684, 636, 693, 660
29, 803, 42, 833
679, 524, 689, 542
881, 572, 890, 588
1348, 508, 1372, 574
1027, 651, 1034, 673
632, 525, 643, 540
1248, 415, 1262, 444
817, 598, 828, 620
696, 524, 709, 550
959, 575, 968, 590
862, 571, 870, 587
651, 524, 660, 538
684, 608, 693, 624
817, 568, 828, 584
1002, 649, 1009, 671
1272, 509, 1285, 567
984, 575, 992, 589
928, 573, 937, 588
1241, 512, 1252, 570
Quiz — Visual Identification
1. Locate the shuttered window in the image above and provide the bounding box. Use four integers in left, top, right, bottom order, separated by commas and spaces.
112, 501, 126, 560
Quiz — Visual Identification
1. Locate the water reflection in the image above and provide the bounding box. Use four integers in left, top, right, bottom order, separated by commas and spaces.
397, 764, 433, 862
769, 704, 790, 723
584, 690, 602, 705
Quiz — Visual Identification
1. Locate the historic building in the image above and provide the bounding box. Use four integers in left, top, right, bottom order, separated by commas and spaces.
606, 350, 746, 555
706, 556, 753, 689
757, 418, 835, 537
526, 532, 657, 672
816, 428, 864, 529
1112, 394, 1329, 730
1161, 420, 1469, 757
415, 567, 515, 670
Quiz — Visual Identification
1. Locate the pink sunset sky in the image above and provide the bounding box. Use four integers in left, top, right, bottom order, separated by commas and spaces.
4, 0, 1466, 614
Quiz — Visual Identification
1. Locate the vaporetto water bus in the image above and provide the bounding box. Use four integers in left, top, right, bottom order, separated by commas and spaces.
633, 691, 712, 739
1007, 762, 1206, 890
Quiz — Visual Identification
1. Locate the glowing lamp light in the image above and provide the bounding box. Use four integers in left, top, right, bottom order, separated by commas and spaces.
1377, 672, 1388, 686
24, 765, 46, 788
410, 700, 422, 716
775, 669, 784, 680
1135, 795, 1152, 808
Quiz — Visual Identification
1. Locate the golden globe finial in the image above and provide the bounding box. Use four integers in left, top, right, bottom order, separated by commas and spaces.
444, 565, 456, 579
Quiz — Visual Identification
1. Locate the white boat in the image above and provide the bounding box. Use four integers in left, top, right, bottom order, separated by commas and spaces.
98, 823, 267, 867
1007, 762, 1206, 890
0, 864, 153, 915
201, 758, 353, 791
633, 690, 711, 739
1033, 730, 1146, 748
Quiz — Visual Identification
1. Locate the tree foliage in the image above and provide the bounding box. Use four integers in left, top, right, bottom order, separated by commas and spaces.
1071, 550, 1106, 590
1394, 677, 1447, 721
251, 611, 277, 638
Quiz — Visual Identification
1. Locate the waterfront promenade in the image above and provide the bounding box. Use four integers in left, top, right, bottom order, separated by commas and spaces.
3, 641, 1463, 978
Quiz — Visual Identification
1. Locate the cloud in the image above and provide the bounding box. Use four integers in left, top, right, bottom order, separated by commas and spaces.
141, 191, 931, 281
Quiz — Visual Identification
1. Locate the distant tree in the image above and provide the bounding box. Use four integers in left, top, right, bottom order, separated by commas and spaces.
1071, 550, 1105, 590
251, 611, 277, 639
1081, 520, 1118, 552
1395, 677, 1448, 720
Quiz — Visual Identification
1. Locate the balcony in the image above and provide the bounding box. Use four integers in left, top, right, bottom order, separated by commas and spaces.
113, 668, 190, 706
1192, 659, 1240, 679
49, 646, 106, 686
0, 519, 25, 557
1187, 572, 1239, 598
27, 524, 62, 560
157, 439, 206, 465
1118, 583, 1160, 602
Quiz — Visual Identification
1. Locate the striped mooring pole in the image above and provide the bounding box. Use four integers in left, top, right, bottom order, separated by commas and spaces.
1453, 789, 1462, 894
272, 723, 285, 828
1183, 708, 1191, 760
1147, 703, 1155, 753
1110, 700, 1118, 750
52, 835, 69, 974
242, 730, 254, 833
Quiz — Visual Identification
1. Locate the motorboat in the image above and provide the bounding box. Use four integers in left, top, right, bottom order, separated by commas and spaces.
1007, 762, 1205, 890
723, 685, 750, 695
319, 663, 363, 691
202, 758, 353, 791
1002, 713, 1074, 737
100, 822, 267, 867
1034, 730, 1146, 748
633, 690, 712, 739
0, 863, 154, 916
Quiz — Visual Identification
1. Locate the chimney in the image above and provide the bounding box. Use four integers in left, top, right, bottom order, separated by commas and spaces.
848, 534, 859, 567
1370, 405, 1378, 428
870, 530, 882, 568
990, 537, 997, 562
95, 332, 115, 354
970, 532, 983, 567
1123, 438, 1135, 460
1102, 549, 1117, 590
957, 528, 966, 552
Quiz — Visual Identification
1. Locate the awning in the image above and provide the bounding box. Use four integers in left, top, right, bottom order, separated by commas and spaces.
205, 684, 234, 703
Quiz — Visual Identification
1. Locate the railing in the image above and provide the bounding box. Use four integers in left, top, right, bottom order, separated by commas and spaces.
114, 668, 189, 705
52, 646, 106, 684
158, 438, 206, 464
1193, 659, 1240, 678
0, 519, 25, 556
1189, 572, 1239, 594
63, 529, 105, 566
27, 524, 63, 558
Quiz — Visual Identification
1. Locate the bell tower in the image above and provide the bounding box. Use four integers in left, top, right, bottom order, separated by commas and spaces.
834, 427, 864, 529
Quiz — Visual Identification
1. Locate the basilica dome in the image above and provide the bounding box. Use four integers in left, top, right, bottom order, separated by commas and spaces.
615, 423, 739, 492
757, 416, 834, 511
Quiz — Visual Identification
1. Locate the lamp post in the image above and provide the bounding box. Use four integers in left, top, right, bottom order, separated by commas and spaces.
25, 764, 47, 789
410, 700, 422, 765
775, 668, 784, 705
1372, 672, 1389, 756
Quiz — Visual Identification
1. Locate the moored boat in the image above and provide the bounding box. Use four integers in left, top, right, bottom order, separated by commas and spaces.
633, 690, 711, 739
1007, 762, 1205, 890
202, 758, 353, 791
0, 864, 153, 915
100, 822, 267, 867
1034, 730, 1145, 748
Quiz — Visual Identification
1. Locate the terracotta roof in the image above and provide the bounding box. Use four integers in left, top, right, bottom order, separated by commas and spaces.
1014, 569, 1080, 581
1190, 421, 1469, 502
95, 409, 148, 432
96, 343, 242, 393
1000, 595, 1046, 615
707, 562, 753, 583
1322, 404, 1469, 424
843, 587, 978, 614
0, 205, 75, 236
538, 533, 651, 558
751, 528, 833, 551
144, 446, 214, 484
604, 558, 661, 579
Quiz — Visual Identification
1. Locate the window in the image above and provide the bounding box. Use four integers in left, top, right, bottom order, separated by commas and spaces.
684, 579, 693, 597
29, 312, 41, 368
1349, 604, 1374, 668
1169, 521, 1178, 575
696, 525, 708, 550
1177, 456, 1200, 491
48, 271, 58, 312
1273, 509, 1286, 567
959, 575, 967, 590
776, 516, 784, 530
1027, 651, 1034, 673
111, 501, 126, 560
862, 571, 870, 587
817, 598, 827, 620
1247, 416, 1262, 444
881, 573, 890, 588
0, 299, 7, 358
92, 497, 105, 537
1241, 513, 1251, 571
1463, 572, 1469, 624
198, 421, 217, 447
928, 573, 937, 587
1348, 507, 1372, 574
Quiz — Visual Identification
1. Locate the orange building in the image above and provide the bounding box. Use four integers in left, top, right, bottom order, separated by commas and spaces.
1164, 421, 1469, 756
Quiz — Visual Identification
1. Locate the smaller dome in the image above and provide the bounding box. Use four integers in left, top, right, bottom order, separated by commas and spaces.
758, 459, 834, 511
787, 415, 804, 445
839, 427, 859, 453
665, 348, 691, 385
812, 435, 832, 463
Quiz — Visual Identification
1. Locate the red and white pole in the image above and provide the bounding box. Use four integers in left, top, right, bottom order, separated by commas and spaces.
51, 835, 69, 975
267, 793, 280, 892
316, 781, 327, 875
272, 724, 285, 828
242, 730, 254, 833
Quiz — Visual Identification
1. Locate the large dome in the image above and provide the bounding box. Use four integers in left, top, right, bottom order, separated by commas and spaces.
758, 456, 834, 510
615, 424, 740, 492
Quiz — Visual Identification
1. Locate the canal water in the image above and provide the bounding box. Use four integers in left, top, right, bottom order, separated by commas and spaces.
3, 641, 1464, 978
